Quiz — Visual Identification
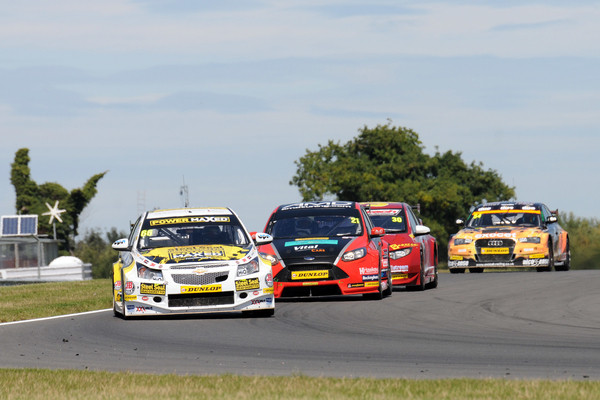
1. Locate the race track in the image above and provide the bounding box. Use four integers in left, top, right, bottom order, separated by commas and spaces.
1, 270, 599, 380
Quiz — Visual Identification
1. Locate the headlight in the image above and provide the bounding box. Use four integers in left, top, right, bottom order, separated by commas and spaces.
454, 238, 472, 245
260, 252, 279, 266
519, 237, 541, 243
265, 272, 273, 287
137, 263, 163, 280
342, 247, 366, 262
390, 248, 412, 260
237, 257, 259, 276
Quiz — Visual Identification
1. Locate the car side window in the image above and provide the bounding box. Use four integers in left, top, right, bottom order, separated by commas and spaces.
361, 208, 374, 232
128, 216, 141, 246
406, 207, 419, 230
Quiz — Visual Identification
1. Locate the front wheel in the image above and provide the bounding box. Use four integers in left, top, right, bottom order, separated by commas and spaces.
555, 240, 570, 271
537, 241, 554, 272
449, 268, 465, 274
243, 309, 274, 318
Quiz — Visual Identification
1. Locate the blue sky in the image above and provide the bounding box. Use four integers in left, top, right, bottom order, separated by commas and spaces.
1, 0, 598, 235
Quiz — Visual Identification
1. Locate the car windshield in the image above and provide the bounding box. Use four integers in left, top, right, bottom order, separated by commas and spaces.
137, 216, 251, 250
268, 214, 363, 238
366, 208, 407, 233
467, 211, 541, 228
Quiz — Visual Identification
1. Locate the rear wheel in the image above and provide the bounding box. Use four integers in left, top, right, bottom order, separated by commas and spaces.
449, 268, 465, 274
469, 268, 484, 273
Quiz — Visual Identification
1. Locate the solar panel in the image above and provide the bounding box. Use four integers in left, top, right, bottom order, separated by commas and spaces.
0, 215, 38, 236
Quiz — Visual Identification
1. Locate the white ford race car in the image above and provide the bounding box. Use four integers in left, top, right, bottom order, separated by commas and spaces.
111, 207, 275, 318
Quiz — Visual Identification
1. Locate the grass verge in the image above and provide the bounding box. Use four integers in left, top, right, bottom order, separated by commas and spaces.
0, 279, 112, 323
0, 369, 598, 400
1, 280, 598, 399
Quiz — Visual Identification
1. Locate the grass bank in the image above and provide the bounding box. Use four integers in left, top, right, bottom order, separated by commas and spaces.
1, 280, 598, 399
0, 279, 112, 323
0, 369, 598, 400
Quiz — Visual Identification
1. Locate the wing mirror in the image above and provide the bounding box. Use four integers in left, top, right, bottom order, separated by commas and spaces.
546, 216, 558, 224
112, 238, 130, 251
414, 225, 431, 236
370, 227, 385, 237
250, 232, 273, 245
455, 218, 464, 226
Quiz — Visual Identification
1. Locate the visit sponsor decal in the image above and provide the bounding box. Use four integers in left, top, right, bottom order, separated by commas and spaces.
481, 248, 509, 254
285, 239, 338, 247
180, 284, 222, 293
169, 246, 225, 260
281, 201, 353, 210
359, 267, 378, 275
140, 245, 249, 263
235, 278, 260, 291
139, 282, 166, 295
149, 216, 230, 226
389, 243, 419, 250
291, 270, 329, 280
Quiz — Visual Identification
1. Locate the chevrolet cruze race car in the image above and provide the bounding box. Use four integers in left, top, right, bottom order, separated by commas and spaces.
111, 207, 275, 318
258, 201, 392, 299
362, 202, 438, 290
448, 201, 570, 273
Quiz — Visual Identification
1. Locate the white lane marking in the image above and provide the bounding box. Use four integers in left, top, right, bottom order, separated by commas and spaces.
0, 309, 111, 326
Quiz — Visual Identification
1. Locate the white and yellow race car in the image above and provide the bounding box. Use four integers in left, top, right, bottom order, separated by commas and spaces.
111, 207, 275, 318
448, 202, 570, 273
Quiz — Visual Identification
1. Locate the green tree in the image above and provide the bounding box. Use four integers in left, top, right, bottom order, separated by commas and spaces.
74, 227, 126, 278
559, 213, 600, 269
291, 122, 515, 255
10, 148, 107, 252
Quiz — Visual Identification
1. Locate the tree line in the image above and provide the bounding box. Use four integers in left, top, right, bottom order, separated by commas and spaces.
9, 124, 600, 279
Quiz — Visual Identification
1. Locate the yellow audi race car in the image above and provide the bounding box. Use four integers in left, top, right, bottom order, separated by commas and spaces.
111, 207, 275, 318
448, 202, 570, 273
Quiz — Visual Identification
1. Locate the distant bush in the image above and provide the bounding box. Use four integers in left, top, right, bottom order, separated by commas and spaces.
559, 212, 600, 270
74, 227, 126, 278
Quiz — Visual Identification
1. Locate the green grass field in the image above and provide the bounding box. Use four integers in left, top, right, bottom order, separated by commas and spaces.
1, 280, 598, 399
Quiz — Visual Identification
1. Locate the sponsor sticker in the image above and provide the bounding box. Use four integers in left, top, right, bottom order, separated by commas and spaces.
235, 278, 260, 291
392, 273, 408, 279
364, 281, 379, 287
291, 270, 329, 280
140, 282, 166, 295
150, 216, 230, 226
390, 243, 419, 250
481, 248, 509, 254
391, 265, 409, 272
181, 284, 222, 293
359, 267, 379, 275
285, 239, 338, 247
362, 274, 379, 281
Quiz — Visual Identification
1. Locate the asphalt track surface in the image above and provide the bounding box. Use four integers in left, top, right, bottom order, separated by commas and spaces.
1, 270, 599, 380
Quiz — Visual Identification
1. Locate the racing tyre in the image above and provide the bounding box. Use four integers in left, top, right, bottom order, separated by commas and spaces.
469, 268, 484, 273
449, 268, 465, 274
244, 309, 274, 318
427, 265, 439, 289
383, 266, 393, 297
111, 276, 124, 318
537, 241, 554, 272
555, 240, 571, 272
408, 256, 426, 291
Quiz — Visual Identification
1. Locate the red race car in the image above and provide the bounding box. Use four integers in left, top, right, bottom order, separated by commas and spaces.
258, 201, 392, 299
362, 202, 438, 290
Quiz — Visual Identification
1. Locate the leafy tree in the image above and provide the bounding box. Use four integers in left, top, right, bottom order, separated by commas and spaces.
559, 213, 600, 270
10, 148, 107, 252
291, 122, 515, 255
74, 227, 126, 278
